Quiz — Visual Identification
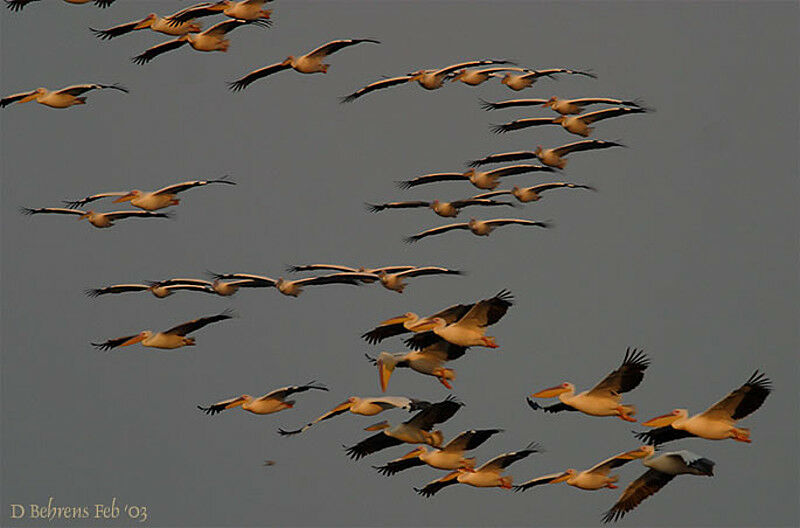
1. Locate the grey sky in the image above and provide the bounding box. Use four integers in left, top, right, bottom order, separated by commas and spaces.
1, 1, 798, 527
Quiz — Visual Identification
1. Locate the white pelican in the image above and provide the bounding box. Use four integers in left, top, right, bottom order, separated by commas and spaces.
494, 68, 595, 91
198, 382, 328, 415
344, 396, 463, 460
228, 39, 380, 91
366, 198, 515, 218
373, 429, 503, 476
166, 1, 273, 26
415, 443, 541, 497
85, 282, 214, 298
491, 107, 650, 137
404, 290, 514, 349
373, 267, 463, 293
90, 14, 202, 40
92, 310, 235, 351
602, 446, 715, 523
1, 84, 127, 109
277, 396, 430, 435
635, 371, 772, 445
131, 19, 270, 64
5, 0, 115, 11
361, 302, 476, 344
405, 218, 550, 243
480, 96, 643, 114
527, 348, 650, 422
207, 271, 375, 297
450, 67, 529, 86
410, 60, 513, 90
64, 178, 235, 211
370, 341, 469, 391
514, 448, 644, 492
468, 139, 625, 169
398, 165, 557, 191
148, 277, 274, 296
20, 207, 171, 229
473, 182, 595, 203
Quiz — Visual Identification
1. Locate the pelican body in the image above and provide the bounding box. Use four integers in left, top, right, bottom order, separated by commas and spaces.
198, 382, 328, 416
1, 84, 127, 109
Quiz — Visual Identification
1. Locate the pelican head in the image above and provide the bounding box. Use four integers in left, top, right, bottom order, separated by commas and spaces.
551, 469, 576, 483
364, 419, 391, 431
619, 446, 653, 460
642, 408, 687, 427
380, 312, 417, 326
534, 145, 544, 156
426, 430, 444, 448
133, 14, 157, 29
79, 210, 96, 220
499, 73, 514, 85
377, 352, 397, 392
120, 330, 153, 347
113, 190, 142, 203
401, 446, 427, 459
450, 69, 466, 82
283, 56, 295, 67
532, 382, 575, 398
544, 96, 557, 108
553, 115, 566, 124
407, 316, 445, 333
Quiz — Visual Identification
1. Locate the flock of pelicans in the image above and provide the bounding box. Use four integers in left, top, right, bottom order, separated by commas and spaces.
4, 0, 774, 525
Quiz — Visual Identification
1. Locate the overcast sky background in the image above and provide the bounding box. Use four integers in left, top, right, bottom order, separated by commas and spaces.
1, 1, 798, 527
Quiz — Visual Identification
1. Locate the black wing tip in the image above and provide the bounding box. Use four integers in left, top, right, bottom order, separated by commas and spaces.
745, 370, 773, 392
131, 55, 150, 65
478, 98, 497, 111
19, 206, 37, 215
277, 428, 302, 436
395, 180, 414, 190
360, 332, 381, 345
372, 465, 395, 476
632, 430, 658, 445
601, 507, 624, 524
364, 203, 382, 213
526, 397, 542, 411
363, 353, 378, 365
343, 445, 367, 460
623, 347, 651, 369
84, 288, 103, 298
403, 236, 419, 244
197, 405, 219, 416
339, 93, 360, 104
227, 80, 248, 92
493, 288, 514, 304
91, 342, 113, 351
490, 124, 509, 134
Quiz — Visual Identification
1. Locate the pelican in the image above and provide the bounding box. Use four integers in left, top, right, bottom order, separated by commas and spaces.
132, 19, 270, 64
480, 96, 643, 114
374, 267, 463, 293
635, 371, 772, 445
20, 207, 171, 229
277, 396, 430, 435
491, 107, 650, 137
198, 382, 328, 415
228, 39, 380, 91
473, 182, 595, 203
1, 84, 127, 109
405, 218, 550, 243
366, 198, 515, 218
148, 277, 274, 296
361, 302, 477, 344
397, 165, 557, 191
415, 444, 541, 497
344, 396, 463, 460
527, 348, 650, 422
90, 14, 202, 40
410, 60, 513, 90
64, 178, 235, 211
514, 448, 643, 492
494, 68, 595, 91
84, 282, 214, 298
6, 0, 115, 11
468, 140, 626, 169
370, 341, 469, 391
166, 1, 273, 26
207, 271, 375, 297
450, 67, 530, 86
374, 429, 503, 476
92, 310, 235, 351
404, 290, 514, 349
602, 446, 715, 523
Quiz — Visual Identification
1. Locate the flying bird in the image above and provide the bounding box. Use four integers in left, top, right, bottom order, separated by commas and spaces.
198, 382, 328, 415
344, 396, 463, 460
132, 19, 270, 64
473, 182, 595, 203
5, 0, 116, 11
514, 448, 644, 492
278, 396, 430, 435
63, 178, 236, 211
92, 310, 235, 350
165, 0, 273, 26
415, 443, 541, 497
491, 107, 650, 137
405, 218, 551, 243
143, 277, 275, 296
527, 348, 650, 422
635, 371, 772, 445
371, 267, 463, 293
366, 198, 515, 218
1, 84, 127, 109
206, 271, 375, 297
403, 290, 514, 349
373, 429, 503, 476
468, 140, 625, 169
361, 302, 476, 345
370, 341, 469, 391
228, 39, 380, 91
602, 446, 715, 523
494, 68, 595, 91
450, 67, 531, 86
397, 165, 557, 191
479, 96, 644, 114
19, 207, 171, 229
85, 282, 214, 299
90, 13, 202, 40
